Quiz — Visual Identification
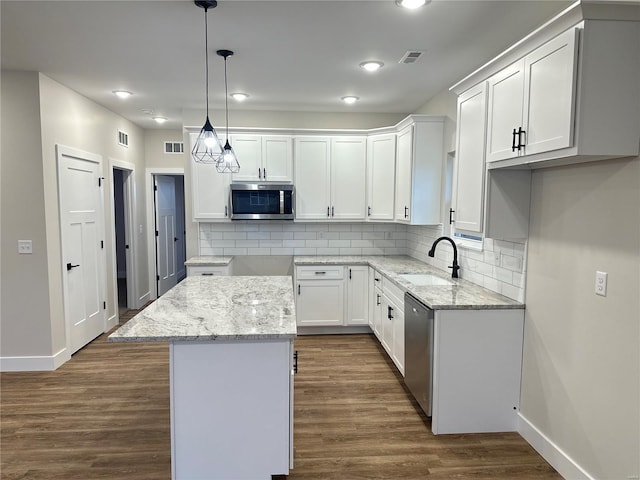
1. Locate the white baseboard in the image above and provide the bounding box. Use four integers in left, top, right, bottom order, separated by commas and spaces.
138, 290, 151, 308
518, 413, 594, 480
106, 313, 118, 330
1, 347, 70, 372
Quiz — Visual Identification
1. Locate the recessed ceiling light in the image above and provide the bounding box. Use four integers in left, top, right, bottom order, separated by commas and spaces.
360, 61, 384, 72
152, 116, 168, 124
395, 0, 430, 9
112, 90, 133, 99
231, 92, 249, 102
341, 96, 359, 105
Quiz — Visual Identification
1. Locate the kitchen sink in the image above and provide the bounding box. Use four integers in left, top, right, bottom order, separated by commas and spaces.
398, 273, 453, 286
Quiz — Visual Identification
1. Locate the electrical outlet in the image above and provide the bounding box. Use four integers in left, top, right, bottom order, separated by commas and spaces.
595, 271, 607, 296
18, 240, 32, 254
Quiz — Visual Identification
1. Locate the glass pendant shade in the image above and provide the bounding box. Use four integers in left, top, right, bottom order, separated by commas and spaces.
216, 140, 240, 173
192, 116, 224, 164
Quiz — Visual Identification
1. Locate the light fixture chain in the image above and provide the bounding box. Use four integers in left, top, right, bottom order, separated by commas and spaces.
204, 7, 209, 117
224, 56, 229, 140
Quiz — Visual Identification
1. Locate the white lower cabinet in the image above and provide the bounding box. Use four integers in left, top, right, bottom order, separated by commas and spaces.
346, 266, 368, 326
295, 264, 371, 328
370, 270, 405, 376
295, 278, 345, 327
186, 265, 230, 277
431, 309, 524, 434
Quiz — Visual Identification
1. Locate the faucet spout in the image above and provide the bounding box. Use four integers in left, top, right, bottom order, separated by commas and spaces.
428, 236, 460, 278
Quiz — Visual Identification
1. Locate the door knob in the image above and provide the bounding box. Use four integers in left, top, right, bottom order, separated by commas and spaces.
66, 263, 80, 271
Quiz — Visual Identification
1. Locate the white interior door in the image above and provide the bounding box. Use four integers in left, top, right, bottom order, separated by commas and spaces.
57, 145, 106, 354
155, 175, 177, 297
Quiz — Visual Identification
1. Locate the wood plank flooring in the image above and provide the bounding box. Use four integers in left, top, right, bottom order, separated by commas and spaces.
1, 310, 561, 479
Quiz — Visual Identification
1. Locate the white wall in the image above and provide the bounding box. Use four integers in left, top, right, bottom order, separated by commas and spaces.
144, 129, 198, 260
0, 71, 150, 369
1, 71, 54, 360
520, 156, 639, 479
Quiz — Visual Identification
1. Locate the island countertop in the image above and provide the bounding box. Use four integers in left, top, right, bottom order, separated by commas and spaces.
109, 275, 296, 342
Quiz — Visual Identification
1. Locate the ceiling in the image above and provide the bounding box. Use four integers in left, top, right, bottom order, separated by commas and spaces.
1, 0, 573, 130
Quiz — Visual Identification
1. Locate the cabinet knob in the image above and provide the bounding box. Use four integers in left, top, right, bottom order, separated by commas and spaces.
368, 206, 371, 217
449, 208, 455, 225
404, 206, 409, 218
512, 128, 518, 152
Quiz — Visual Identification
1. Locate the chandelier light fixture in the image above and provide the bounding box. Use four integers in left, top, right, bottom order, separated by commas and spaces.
215, 49, 240, 173
192, 0, 224, 164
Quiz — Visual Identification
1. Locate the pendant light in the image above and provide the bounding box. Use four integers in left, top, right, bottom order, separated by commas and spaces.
215, 49, 240, 173
192, 0, 224, 164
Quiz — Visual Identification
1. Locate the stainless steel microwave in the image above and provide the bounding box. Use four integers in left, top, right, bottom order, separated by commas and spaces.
229, 183, 294, 220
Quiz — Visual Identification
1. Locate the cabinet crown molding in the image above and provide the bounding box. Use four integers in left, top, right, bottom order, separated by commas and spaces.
449, 0, 639, 95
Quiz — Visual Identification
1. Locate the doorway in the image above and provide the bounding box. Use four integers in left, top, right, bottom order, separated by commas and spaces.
153, 174, 186, 297
112, 168, 133, 314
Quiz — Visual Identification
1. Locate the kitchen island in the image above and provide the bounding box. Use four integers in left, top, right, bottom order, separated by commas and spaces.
109, 275, 297, 480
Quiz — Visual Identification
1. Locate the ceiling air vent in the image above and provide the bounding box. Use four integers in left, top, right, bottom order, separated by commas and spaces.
164, 141, 184, 154
118, 129, 129, 147
399, 51, 425, 64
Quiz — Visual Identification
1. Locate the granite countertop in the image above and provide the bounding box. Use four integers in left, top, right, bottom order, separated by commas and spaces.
184, 256, 233, 267
109, 276, 296, 342
295, 255, 523, 310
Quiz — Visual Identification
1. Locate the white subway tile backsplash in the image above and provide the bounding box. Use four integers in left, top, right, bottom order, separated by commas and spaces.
293, 232, 317, 240
247, 231, 272, 240
197, 221, 527, 303
404, 224, 527, 302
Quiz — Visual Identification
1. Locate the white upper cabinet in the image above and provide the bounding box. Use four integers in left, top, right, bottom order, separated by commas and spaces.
486, 28, 577, 163
231, 134, 293, 182
394, 126, 413, 222
394, 116, 446, 225
294, 136, 366, 221
189, 132, 231, 221
452, 82, 488, 233
452, 3, 640, 170
366, 133, 396, 221
294, 137, 331, 220
330, 137, 367, 220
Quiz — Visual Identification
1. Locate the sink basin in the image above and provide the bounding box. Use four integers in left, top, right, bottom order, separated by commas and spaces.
398, 273, 453, 286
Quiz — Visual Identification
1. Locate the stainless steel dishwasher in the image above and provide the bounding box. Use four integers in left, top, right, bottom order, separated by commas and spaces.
404, 292, 434, 417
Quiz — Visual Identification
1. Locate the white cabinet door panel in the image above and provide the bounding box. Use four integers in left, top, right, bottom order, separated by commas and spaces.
296, 279, 344, 326
263, 136, 293, 182
486, 61, 524, 163
394, 126, 413, 222
294, 137, 331, 220
230, 135, 262, 182
523, 28, 578, 156
366, 134, 396, 221
330, 137, 366, 220
346, 266, 369, 326
190, 133, 231, 220
453, 82, 488, 233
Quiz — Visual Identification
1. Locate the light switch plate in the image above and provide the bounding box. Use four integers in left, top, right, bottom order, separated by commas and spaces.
18, 240, 33, 254
595, 271, 607, 296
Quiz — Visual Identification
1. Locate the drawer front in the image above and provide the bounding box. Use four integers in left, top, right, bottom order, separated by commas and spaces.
296, 265, 345, 280
382, 276, 405, 311
187, 265, 230, 276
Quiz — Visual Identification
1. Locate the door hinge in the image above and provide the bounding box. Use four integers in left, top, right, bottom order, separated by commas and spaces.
155, 230, 159, 237
103, 301, 106, 310
154, 184, 158, 191
156, 275, 160, 281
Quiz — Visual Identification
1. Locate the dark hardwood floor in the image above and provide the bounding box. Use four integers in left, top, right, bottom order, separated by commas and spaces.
1, 310, 561, 479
